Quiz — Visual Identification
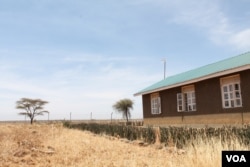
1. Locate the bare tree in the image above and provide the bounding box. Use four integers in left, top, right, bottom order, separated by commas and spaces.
16, 98, 49, 124
113, 98, 133, 123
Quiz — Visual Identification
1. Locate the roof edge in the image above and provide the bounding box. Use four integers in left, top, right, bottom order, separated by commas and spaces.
134, 64, 250, 96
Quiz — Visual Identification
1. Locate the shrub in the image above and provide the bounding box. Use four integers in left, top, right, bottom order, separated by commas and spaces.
64, 123, 250, 148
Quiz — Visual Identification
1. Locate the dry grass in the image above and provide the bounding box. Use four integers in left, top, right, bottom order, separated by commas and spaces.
0, 123, 248, 167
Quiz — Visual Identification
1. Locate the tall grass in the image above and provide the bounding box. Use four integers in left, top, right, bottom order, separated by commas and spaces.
178, 135, 249, 167
64, 122, 250, 166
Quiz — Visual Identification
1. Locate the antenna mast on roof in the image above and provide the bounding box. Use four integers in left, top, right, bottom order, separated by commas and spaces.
162, 58, 166, 79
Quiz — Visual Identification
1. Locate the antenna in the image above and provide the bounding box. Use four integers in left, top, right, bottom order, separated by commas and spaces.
162, 58, 166, 79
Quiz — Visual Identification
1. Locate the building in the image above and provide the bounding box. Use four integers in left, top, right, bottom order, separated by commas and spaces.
134, 52, 250, 126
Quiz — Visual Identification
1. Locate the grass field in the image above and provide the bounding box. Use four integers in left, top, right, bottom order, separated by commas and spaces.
0, 123, 248, 167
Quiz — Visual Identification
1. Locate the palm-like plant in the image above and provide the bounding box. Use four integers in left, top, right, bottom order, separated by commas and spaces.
113, 98, 133, 122
16, 98, 49, 124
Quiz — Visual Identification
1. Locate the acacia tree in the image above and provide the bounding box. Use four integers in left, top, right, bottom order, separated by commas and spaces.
113, 98, 133, 123
16, 98, 49, 124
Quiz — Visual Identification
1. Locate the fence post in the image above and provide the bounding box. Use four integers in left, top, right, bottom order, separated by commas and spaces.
154, 126, 161, 144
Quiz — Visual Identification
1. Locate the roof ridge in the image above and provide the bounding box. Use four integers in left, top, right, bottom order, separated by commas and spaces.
164, 51, 250, 80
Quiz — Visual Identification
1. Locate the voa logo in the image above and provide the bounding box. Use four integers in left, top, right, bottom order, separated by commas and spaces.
226, 155, 246, 163
222, 150, 250, 167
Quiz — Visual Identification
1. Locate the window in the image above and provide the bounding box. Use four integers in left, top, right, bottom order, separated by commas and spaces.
221, 75, 242, 108
177, 85, 196, 112
151, 93, 161, 114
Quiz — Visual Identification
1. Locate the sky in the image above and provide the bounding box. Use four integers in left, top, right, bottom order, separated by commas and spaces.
1, 0, 250, 121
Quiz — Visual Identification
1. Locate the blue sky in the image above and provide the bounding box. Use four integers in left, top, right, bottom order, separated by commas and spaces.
1, 0, 250, 121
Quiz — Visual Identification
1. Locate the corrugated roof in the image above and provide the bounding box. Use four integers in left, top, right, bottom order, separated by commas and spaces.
134, 52, 250, 96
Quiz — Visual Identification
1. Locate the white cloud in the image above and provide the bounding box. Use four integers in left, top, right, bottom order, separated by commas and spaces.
63, 54, 137, 64
159, 0, 250, 51
229, 29, 250, 50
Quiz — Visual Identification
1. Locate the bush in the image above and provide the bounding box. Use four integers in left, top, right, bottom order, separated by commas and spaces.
62, 121, 71, 128
64, 123, 250, 148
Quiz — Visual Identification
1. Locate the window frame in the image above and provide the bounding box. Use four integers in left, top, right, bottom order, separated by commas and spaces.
177, 85, 196, 112
220, 75, 242, 109
151, 93, 161, 115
